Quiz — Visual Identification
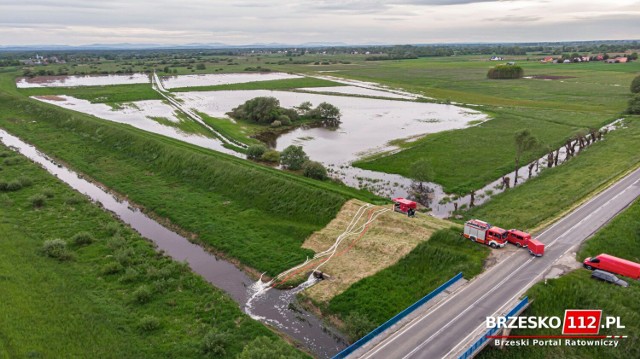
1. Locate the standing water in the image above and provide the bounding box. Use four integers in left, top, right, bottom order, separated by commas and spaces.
0, 129, 347, 358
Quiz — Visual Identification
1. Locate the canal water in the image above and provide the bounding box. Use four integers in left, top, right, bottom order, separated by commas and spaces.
0, 129, 347, 358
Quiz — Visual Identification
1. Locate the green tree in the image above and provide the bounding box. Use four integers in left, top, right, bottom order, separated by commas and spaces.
631, 75, 640, 94
296, 101, 313, 115
514, 129, 538, 185
261, 150, 280, 163
237, 336, 305, 359
302, 161, 328, 180
280, 145, 308, 170
229, 97, 281, 124
311, 102, 342, 127
196, 63, 206, 70
409, 159, 433, 182
627, 94, 640, 114
246, 144, 267, 160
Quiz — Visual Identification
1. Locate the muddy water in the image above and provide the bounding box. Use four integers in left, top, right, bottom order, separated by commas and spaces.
33, 96, 241, 158
175, 89, 487, 165
0, 129, 347, 358
16, 73, 150, 88
160, 72, 303, 89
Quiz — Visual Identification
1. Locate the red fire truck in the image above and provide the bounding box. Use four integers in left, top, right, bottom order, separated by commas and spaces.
463, 219, 508, 248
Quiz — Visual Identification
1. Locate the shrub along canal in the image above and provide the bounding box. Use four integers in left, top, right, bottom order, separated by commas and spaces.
0, 128, 347, 358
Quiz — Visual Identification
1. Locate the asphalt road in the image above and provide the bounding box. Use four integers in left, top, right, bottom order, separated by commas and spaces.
356, 166, 640, 359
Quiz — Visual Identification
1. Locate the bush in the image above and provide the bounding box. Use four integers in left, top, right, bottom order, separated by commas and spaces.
41, 239, 71, 261
132, 285, 153, 304
71, 231, 95, 246
246, 144, 267, 160
627, 94, 640, 114
104, 222, 121, 236
42, 188, 55, 198
631, 75, 640, 94
261, 150, 280, 163
5, 180, 22, 191
138, 315, 161, 332
278, 114, 292, 126
29, 194, 46, 208
487, 64, 524, 79
280, 145, 308, 170
119, 267, 140, 283
3, 157, 20, 166
64, 195, 84, 205
18, 176, 33, 187
201, 330, 230, 357
302, 161, 328, 180
270, 120, 282, 127
102, 261, 124, 275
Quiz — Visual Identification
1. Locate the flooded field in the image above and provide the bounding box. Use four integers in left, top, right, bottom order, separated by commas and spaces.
33, 95, 240, 157
296, 85, 416, 100
0, 129, 347, 358
16, 73, 150, 88
175, 89, 486, 164
160, 72, 303, 89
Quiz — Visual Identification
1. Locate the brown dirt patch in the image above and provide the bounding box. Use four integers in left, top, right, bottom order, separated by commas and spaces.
35, 95, 66, 101
528, 75, 577, 80
299, 199, 451, 303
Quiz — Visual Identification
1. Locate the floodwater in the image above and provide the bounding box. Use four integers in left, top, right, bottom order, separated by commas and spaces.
0, 129, 347, 358
174, 89, 487, 164
33, 95, 241, 158
297, 85, 416, 100
160, 72, 303, 89
16, 73, 150, 88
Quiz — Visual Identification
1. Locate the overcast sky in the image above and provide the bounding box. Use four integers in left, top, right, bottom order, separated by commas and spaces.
1, 0, 639, 46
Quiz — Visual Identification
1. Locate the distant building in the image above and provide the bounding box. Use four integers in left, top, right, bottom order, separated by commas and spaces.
606, 57, 628, 64
541, 56, 554, 63
490, 56, 503, 61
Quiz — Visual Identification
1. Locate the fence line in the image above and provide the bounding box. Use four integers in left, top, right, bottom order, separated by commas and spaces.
332, 272, 464, 359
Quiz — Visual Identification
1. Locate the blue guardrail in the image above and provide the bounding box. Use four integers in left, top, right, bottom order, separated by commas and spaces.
458, 296, 529, 359
332, 272, 464, 359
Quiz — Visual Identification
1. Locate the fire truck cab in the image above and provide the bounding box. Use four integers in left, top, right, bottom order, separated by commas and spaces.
463, 219, 507, 248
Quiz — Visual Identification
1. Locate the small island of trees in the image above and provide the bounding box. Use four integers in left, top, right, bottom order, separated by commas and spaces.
227, 96, 342, 128
487, 64, 524, 79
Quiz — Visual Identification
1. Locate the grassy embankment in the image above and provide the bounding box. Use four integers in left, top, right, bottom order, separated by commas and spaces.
0, 145, 306, 358
326, 228, 490, 340
347, 57, 640, 194
0, 71, 381, 277
479, 199, 640, 359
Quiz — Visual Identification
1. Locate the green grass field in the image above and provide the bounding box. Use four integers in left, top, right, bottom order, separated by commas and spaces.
0, 71, 382, 277
467, 117, 640, 231
348, 57, 640, 194
326, 228, 490, 341
479, 199, 640, 359
0, 144, 305, 358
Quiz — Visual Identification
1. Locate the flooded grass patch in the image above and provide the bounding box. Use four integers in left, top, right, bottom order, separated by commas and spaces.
20, 83, 162, 104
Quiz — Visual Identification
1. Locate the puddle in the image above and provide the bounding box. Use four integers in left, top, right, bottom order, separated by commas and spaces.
16, 73, 150, 88
160, 72, 303, 89
0, 129, 346, 358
